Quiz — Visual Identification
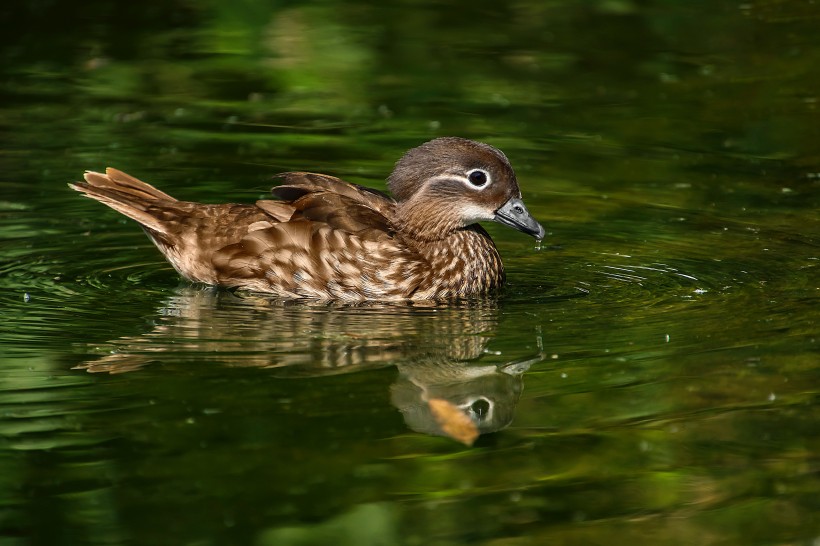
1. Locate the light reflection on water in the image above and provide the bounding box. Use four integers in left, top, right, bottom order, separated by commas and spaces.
65, 288, 544, 444
1, 233, 815, 544
1, 156, 816, 544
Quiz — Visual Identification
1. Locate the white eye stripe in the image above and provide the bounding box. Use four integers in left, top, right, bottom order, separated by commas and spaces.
426, 169, 493, 192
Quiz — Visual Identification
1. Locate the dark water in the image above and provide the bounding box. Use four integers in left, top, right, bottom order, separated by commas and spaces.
1, 0, 818, 544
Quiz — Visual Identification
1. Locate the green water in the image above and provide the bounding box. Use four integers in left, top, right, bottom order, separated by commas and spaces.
1, 0, 818, 544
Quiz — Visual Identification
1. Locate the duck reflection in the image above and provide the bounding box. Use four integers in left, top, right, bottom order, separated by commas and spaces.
392, 354, 540, 445
75, 287, 543, 444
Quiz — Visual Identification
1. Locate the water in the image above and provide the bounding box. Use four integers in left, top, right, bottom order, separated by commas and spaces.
1, 0, 818, 544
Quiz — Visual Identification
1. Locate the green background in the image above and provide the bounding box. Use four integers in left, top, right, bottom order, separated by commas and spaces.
0, 0, 817, 544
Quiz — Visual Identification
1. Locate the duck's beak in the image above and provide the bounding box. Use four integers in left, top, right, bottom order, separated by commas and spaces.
493, 197, 545, 240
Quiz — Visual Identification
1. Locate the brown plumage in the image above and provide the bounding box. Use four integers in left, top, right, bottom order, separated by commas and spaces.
69, 137, 545, 301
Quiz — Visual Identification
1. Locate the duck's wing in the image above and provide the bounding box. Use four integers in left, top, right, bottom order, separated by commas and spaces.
255, 172, 396, 236
212, 173, 421, 298
272, 172, 394, 214
210, 217, 417, 299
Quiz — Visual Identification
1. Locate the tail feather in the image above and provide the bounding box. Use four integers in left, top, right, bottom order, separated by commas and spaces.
69, 168, 176, 235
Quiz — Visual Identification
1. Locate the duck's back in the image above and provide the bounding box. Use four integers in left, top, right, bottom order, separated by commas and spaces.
214, 172, 506, 300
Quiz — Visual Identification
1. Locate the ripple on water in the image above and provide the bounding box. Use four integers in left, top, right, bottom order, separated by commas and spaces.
0, 231, 177, 352
588, 258, 715, 303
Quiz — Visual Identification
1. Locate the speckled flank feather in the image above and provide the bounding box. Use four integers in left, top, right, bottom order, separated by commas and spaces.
69, 138, 543, 300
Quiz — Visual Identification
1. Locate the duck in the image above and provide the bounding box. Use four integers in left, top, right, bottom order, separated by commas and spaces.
69, 137, 545, 301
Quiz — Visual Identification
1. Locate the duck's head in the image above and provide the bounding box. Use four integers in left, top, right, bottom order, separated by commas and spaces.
388, 137, 545, 242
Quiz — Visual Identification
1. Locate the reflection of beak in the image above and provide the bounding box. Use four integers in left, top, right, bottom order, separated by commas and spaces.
499, 349, 545, 376
493, 197, 545, 240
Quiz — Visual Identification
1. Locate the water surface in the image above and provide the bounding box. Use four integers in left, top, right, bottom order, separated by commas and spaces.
1, 1, 818, 544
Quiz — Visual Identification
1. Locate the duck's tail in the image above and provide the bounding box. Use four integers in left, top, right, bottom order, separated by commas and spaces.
68, 168, 177, 235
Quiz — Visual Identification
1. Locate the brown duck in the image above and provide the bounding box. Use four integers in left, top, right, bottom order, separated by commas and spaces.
70, 137, 544, 301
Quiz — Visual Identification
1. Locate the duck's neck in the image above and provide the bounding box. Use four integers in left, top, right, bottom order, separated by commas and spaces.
406, 225, 506, 299
393, 200, 463, 243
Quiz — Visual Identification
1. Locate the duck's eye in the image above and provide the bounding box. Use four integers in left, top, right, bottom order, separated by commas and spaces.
470, 398, 491, 418
467, 169, 489, 187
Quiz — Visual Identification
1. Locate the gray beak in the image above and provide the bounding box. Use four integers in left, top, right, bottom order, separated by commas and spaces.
493, 197, 545, 240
